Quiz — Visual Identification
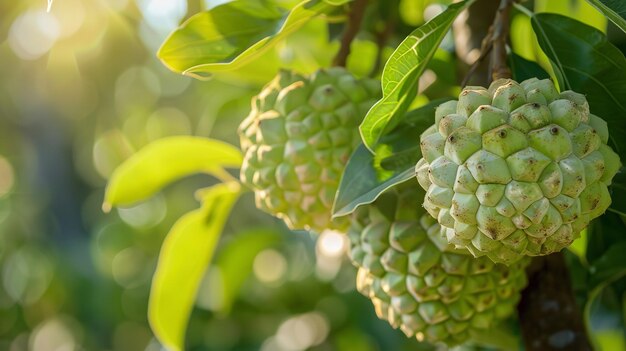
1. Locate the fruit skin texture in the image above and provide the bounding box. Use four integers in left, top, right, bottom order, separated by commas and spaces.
348, 185, 529, 346
238, 68, 380, 232
416, 78, 621, 264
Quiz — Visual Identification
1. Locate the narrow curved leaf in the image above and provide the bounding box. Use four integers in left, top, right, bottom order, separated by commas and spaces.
104, 136, 242, 209
585, 0, 626, 33
158, 0, 338, 78
359, 0, 473, 152
149, 182, 241, 351
531, 13, 626, 154
323, 0, 351, 5
333, 99, 445, 217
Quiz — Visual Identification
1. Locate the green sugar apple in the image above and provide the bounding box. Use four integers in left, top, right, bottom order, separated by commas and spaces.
415, 78, 621, 264
239, 68, 380, 232
349, 184, 529, 346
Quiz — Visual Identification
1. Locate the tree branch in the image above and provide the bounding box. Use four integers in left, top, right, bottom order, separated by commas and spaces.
518, 252, 593, 351
490, 0, 514, 80
461, 24, 494, 87
333, 0, 368, 67
453, 0, 499, 87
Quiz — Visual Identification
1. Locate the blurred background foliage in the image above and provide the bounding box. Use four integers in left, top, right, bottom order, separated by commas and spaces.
0, 0, 624, 350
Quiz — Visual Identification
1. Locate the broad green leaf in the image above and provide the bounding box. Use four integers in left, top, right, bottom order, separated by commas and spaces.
213, 229, 281, 314
584, 0, 626, 33
584, 239, 626, 329
158, 0, 339, 78
587, 212, 626, 268
608, 169, 626, 215
531, 13, 626, 154
149, 182, 241, 351
535, 0, 607, 32
588, 241, 626, 291
104, 136, 242, 209
509, 52, 550, 82
333, 99, 446, 217
333, 148, 414, 218
359, 0, 473, 152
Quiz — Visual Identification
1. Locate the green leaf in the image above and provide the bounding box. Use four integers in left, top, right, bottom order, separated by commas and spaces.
531, 13, 626, 154
333, 148, 414, 217
104, 136, 242, 209
608, 169, 626, 215
158, 0, 338, 78
584, 241, 626, 329
149, 182, 241, 351
587, 212, 626, 267
358, 0, 473, 152
588, 241, 626, 291
509, 52, 550, 82
585, 0, 626, 33
333, 99, 445, 217
213, 229, 281, 314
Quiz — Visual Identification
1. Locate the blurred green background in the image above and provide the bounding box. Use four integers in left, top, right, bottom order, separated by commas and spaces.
0, 1, 434, 350
0, 0, 624, 350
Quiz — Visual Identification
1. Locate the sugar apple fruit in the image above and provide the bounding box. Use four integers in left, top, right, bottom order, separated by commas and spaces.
239, 68, 380, 232
415, 78, 621, 264
348, 184, 529, 346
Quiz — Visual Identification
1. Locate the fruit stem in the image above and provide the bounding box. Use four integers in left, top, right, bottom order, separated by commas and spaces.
333, 0, 369, 67
490, 0, 514, 81
517, 252, 593, 351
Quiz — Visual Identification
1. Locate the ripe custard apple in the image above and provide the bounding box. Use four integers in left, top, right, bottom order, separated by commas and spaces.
239, 68, 380, 232
415, 78, 621, 264
349, 184, 529, 346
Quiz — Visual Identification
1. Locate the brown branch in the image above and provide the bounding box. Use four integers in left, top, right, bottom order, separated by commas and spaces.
461, 24, 494, 87
490, 0, 514, 80
453, 0, 499, 87
333, 0, 369, 67
518, 252, 593, 351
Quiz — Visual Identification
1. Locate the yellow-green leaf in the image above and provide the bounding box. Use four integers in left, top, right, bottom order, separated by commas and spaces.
104, 136, 242, 209
149, 182, 241, 351
359, 0, 474, 152
157, 0, 339, 79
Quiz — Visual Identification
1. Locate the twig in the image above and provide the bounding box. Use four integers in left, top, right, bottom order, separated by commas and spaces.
460, 24, 495, 87
333, 0, 369, 67
490, 0, 514, 80
518, 253, 593, 351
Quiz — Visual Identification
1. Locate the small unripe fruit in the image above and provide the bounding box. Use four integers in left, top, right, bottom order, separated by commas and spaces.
239, 68, 380, 232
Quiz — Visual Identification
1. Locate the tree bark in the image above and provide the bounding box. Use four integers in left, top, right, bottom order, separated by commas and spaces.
518, 253, 593, 351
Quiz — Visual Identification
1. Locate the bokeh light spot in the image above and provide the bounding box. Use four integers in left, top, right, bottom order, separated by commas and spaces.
275, 312, 330, 351
30, 317, 77, 351
253, 249, 286, 284
9, 10, 60, 60
316, 230, 346, 258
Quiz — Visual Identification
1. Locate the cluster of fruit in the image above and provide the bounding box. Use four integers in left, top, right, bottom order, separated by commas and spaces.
237, 68, 620, 346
